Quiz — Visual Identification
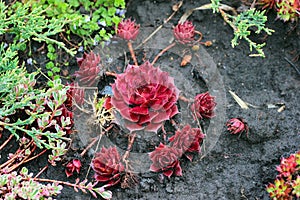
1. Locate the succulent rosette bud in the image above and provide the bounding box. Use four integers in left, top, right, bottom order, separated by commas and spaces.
169, 125, 205, 161
65, 159, 81, 177
74, 51, 101, 86
91, 146, 125, 186
276, 0, 300, 21
226, 118, 249, 135
66, 82, 85, 107
149, 143, 182, 178
276, 154, 298, 178
111, 61, 180, 132
173, 21, 195, 44
117, 18, 140, 41
190, 92, 216, 119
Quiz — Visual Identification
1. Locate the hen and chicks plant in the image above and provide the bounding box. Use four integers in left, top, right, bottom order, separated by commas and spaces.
87, 17, 218, 189
267, 151, 300, 199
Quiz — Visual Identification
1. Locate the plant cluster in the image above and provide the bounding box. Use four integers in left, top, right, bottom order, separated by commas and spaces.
0, 0, 125, 81
267, 151, 300, 199
29, 0, 126, 46
82, 18, 217, 191
258, 0, 300, 21
0, 167, 63, 199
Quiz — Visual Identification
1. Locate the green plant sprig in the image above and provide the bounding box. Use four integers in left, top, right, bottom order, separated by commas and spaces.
224, 8, 274, 57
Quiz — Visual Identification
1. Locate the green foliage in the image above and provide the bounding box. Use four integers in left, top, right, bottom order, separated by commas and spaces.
226, 8, 274, 57
0, 1, 75, 55
0, 167, 63, 199
29, 0, 126, 46
0, 43, 19, 72
210, 0, 221, 13
0, 65, 70, 163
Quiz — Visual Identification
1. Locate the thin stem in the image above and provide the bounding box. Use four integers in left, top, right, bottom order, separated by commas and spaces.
80, 137, 98, 157
24, 149, 47, 164
178, 95, 191, 103
135, 1, 183, 49
122, 133, 136, 162
127, 41, 138, 66
0, 134, 13, 151
34, 165, 48, 178
151, 42, 176, 65
7, 145, 37, 173
105, 71, 117, 77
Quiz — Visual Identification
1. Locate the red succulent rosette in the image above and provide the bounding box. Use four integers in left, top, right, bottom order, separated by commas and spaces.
111, 61, 180, 132
117, 18, 140, 41
65, 159, 81, 177
173, 20, 195, 44
74, 51, 101, 86
149, 143, 182, 178
226, 118, 249, 135
169, 125, 205, 161
276, 153, 298, 178
91, 146, 125, 186
66, 82, 85, 107
190, 92, 216, 119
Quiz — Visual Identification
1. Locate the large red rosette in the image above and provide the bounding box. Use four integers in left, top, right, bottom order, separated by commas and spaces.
149, 143, 182, 178
91, 146, 125, 186
111, 61, 180, 132
74, 51, 101, 86
169, 125, 205, 161
190, 92, 216, 119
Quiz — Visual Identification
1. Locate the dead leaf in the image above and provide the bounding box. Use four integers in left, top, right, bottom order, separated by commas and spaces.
229, 90, 249, 109
181, 55, 192, 67
172, 1, 183, 12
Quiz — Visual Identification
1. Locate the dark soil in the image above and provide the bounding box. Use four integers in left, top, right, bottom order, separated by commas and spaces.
1, 0, 299, 199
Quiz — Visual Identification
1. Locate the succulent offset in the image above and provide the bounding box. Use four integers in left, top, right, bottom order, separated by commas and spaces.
226, 118, 249, 135
74, 51, 102, 86
169, 125, 205, 161
276, 0, 300, 21
173, 21, 195, 44
117, 18, 140, 41
149, 143, 182, 178
91, 146, 124, 186
190, 92, 216, 119
111, 61, 180, 132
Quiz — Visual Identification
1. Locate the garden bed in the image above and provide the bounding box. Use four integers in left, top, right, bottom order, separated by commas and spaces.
0, 0, 299, 199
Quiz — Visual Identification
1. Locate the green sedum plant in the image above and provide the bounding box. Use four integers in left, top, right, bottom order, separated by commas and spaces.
29, 0, 126, 46
0, 64, 71, 166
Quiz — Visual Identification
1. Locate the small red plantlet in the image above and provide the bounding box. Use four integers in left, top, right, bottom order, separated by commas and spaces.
169, 124, 205, 161
277, 154, 298, 179
190, 92, 216, 120
75, 51, 102, 86
226, 118, 249, 137
117, 18, 140, 41
103, 96, 112, 110
149, 143, 182, 178
65, 159, 81, 177
111, 61, 179, 132
91, 146, 125, 186
173, 21, 195, 44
